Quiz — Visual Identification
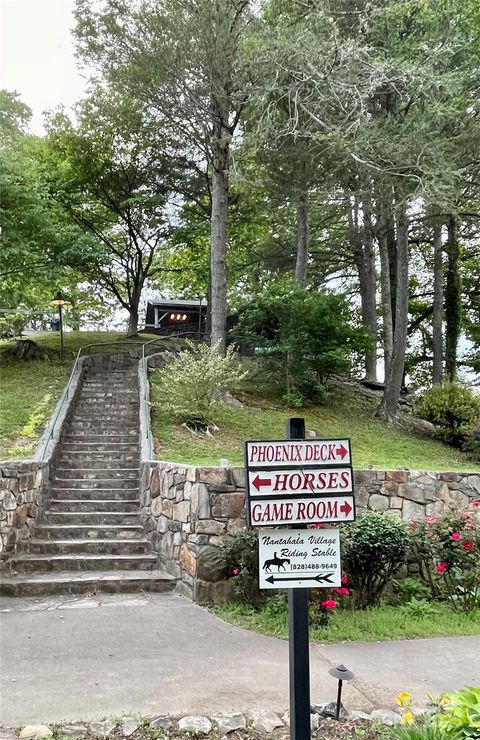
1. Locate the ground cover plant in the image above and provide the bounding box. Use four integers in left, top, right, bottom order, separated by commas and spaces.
212, 598, 480, 643
150, 375, 480, 471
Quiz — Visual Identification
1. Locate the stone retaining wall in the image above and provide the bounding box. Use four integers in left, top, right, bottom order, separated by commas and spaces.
140, 462, 480, 602
0, 461, 49, 565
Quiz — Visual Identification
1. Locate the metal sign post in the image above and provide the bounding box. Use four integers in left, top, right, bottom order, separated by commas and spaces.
286, 418, 311, 740
244, 419, 356, 740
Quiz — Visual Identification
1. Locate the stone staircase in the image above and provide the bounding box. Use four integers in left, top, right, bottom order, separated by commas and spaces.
1, 361, 175, 596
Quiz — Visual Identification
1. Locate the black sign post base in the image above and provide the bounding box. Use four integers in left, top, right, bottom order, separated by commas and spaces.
286, 418, 311, 740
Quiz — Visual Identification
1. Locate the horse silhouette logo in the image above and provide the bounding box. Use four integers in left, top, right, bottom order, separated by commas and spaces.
263, 552, 291, 573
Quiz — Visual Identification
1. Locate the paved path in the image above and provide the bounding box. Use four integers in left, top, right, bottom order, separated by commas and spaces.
1, 593, 479, 727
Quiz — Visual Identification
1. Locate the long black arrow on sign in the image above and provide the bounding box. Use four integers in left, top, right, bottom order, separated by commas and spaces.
265, 573, 335, 585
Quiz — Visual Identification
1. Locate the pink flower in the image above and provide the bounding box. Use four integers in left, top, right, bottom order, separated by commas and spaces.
311, 523, 326, 529
321, 600, 337, 609
463, 541, 474, 552
471, 501, 480, 508
451, 532, 461, 541
425, 516, 438, 524
334, 587, 350, 596
466, 523, 475, 530
436, 561, 448, 574
232, 567, 240, 576
341, 575, 348, 585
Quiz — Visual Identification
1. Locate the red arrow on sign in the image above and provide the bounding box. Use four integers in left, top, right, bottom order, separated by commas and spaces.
340, 500, 353, 516
252, 474, 271, 491
336, 443, 348, 460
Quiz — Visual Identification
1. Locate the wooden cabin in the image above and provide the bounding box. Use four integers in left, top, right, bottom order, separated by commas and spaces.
144, 298, 208, 337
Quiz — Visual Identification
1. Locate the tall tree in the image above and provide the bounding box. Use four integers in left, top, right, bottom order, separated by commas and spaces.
74, 0, 254, 352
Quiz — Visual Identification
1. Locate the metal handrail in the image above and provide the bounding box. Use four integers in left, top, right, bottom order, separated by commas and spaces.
37, 339, 151, 462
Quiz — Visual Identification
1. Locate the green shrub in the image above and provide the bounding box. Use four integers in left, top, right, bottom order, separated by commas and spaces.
417, 382, 480, 448
390, 577, 432, 605
231, 279, 370, 402
341, 512, 409, 608
152, 340, 246, 430
463, 421, 480, 463
408, 503, 480, 612
434, 686, 480, 738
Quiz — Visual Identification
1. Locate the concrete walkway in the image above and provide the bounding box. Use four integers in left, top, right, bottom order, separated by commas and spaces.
1, 593, 479, 727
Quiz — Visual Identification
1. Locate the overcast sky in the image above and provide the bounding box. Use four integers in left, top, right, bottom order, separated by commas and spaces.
0, 0, 87, 134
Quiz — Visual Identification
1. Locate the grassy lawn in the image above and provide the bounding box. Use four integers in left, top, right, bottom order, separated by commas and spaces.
213, 599, 480, 643
151, 378, 480, 472
0, 330, 169, 460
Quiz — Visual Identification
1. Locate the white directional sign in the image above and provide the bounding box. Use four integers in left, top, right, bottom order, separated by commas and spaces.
251, 496, 354, 526
246, 439, 351, 467
248, 467, 353, 496
259, 527, 341, 589
244, 437, 355, 528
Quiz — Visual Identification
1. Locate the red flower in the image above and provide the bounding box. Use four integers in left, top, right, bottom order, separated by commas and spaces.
436, 561, 448, 574
451, 532, 461, 541
232, 567, 240, 575
471, 501, 480, 508
334, 587, 350, 596
321, 600, 337, 609
341, 575, 348, 585
463, 541, 474, 552
311, 523, 326, 529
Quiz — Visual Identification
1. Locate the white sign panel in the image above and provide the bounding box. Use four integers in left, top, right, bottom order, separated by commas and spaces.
259, 527, 341, 589
248, 467, 353, 496
251, 496, 354, 526
246, 440, 351, 468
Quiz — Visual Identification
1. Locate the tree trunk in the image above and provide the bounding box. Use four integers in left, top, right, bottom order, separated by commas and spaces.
294, 191, 309, 283
349, 198, 377, 381
210, 136, 229, 355
432, 215, 444, 384
127, 286, 142, 336
378, 197, 409, 420
445, 214, 461, 381
362, 199, 378, 381
376, 196, 394, 381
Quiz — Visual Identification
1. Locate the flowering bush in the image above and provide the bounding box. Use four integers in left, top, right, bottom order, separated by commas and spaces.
309, 574, 350, 627
223, 530, 264, 607
408, 502, 480, 612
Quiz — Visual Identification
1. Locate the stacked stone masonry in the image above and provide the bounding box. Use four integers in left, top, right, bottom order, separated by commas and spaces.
140, 462, 480, 602
0, 462, 49, 563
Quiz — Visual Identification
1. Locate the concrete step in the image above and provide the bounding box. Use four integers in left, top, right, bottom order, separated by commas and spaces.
67, 422, 139, 432
43, 511, 142, 525
56, 458, 139, 470
0, 569, 175, 597
18, 539, 150, 555
69, 413, 139, 422
53, 468, 139, 481
51, 478, 139, 490
34, 524, 145, 539
49, 486, 139, 499
60, 442, 139, 452
62, 432, 139, 442
47, 499, 140, 513
9, 553, 158, 573
57, 452, 139, 463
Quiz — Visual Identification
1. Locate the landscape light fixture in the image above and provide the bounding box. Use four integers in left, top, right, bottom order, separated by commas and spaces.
51, 291, 68, 363
328, 664, 354, 720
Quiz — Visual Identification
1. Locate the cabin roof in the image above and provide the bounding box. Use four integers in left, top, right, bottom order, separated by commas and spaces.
148, 298, 207, 308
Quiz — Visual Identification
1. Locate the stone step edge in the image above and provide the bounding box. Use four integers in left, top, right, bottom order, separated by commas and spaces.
22, 538, 150, 546
0, 569, 174, 585
10, 553, 158, 563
